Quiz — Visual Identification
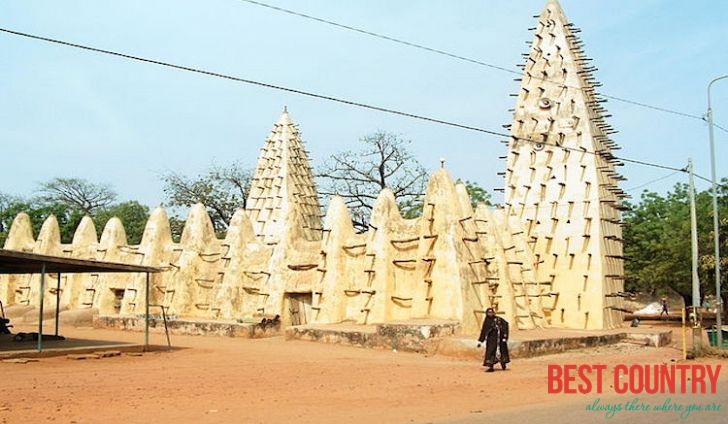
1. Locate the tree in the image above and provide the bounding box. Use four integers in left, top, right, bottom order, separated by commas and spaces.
160, 161, 253, 235
94, 201, 150, 245
623, 180, 727, 307
0, 198, 84, 245
1, 193, 23, 246
2, 179, 150, 246
698, 178, 728, 310
464, 180, 492, 208
0, 192, 17, 235
37, 177, 117, 215
168, 216, 186, 244
399, 180, 492, 219
318, 131, 428, 231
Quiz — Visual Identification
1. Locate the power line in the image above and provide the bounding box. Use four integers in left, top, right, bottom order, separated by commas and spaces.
616, 157, 684, 173
693, 173, 713, 185
626, 170, 682, 192
0, 28, 499, 137
239, 0, 521, 76
238, 0, 708, 122
0, 26, 694, 176
508, 168, 718, 209
704, 119, 728, 136
239, 0, 728, 146
599, 94, 700, 120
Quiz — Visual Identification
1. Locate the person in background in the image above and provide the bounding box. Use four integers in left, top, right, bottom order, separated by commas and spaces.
477, 307, 510, 372
660, 297, 669, 319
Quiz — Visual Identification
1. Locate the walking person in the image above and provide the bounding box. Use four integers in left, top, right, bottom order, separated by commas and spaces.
660, 297, 669, 320
477, 308, 510, 372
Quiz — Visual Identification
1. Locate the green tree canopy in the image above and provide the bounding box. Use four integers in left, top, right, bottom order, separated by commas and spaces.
1, 179, 149, 246
399, 180, 492, 219
0, 196, 85, 245
463, 180, 492, 208
160, 161, 252, 236
623, 179, 727, 306
94, 201, 150, 245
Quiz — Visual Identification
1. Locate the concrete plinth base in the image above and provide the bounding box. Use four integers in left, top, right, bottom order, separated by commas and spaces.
285, 320, 461, 353
438, 333, 628, 361
625, 330, 672, 347
286, 323, 672, 359
94, 315, 672, 360
94, 315, 282, 338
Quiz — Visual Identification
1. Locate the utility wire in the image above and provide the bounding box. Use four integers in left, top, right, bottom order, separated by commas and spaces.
0, 27, 697, 176
693, 173, 713, 184
0, 28, 499, 137
239, 0, 521, 76
626, 170, 682, 192
238, 1, 728, 136
613, 157, 684, 173
238, 0, 710, 123
599, 94, 700, 120
698, 115, 728, 136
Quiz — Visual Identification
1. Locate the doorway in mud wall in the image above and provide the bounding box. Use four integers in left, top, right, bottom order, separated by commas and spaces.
112, 289, 125, 314
284, 292, 312, 326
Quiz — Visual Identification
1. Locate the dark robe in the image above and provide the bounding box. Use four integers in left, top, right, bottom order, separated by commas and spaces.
478, 315, 510, 367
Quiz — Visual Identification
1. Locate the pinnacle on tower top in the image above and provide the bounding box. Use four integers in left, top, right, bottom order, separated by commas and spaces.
277, 106, 292, 125
545, 0, 563, 8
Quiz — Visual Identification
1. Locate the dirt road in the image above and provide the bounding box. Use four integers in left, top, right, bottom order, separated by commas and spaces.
1, 325, 725, 424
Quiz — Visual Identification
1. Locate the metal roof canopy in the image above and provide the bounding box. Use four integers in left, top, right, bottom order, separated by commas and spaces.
0, 249, 161, 274
0, 248, 163, 352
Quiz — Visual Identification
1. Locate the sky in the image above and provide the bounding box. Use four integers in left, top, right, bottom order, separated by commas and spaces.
1, 0, 727, 210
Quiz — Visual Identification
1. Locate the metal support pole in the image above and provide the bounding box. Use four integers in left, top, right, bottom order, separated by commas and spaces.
37, 263, 46, 352
708, 75, 727, 348
682, 307, 687, 360
55, 273, 61, 337
145, 272, 150, 349
688, 159, 702, 350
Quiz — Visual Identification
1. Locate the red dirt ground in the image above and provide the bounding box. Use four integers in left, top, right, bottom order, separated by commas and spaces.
1, 324, 725, 424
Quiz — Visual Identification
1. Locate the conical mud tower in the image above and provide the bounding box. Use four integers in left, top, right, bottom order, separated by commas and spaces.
246, 108, 322, 244
503, 0, 626, 329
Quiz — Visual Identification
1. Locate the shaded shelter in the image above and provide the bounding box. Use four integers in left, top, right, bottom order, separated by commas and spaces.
0, 248, 163, 351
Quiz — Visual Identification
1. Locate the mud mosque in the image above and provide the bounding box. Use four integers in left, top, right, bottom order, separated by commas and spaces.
0, 1, 626, 336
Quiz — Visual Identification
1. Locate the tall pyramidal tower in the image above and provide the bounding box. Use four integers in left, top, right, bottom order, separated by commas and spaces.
246, 108, 322, 243
503, 0, 625, 329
